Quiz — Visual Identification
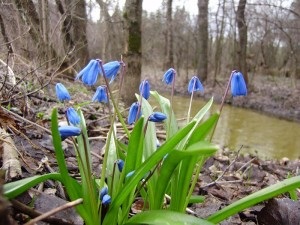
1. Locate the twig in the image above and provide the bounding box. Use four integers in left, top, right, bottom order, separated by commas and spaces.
11, 199, 76, 225
164, 194, 197, 215
24, 198, 83, 225
202, 146, 243, 188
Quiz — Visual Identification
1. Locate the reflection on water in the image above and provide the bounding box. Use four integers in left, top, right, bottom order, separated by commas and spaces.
154, 94, 300, 160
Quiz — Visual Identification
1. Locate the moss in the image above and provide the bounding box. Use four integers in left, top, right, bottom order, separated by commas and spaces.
128, 22, 141, 53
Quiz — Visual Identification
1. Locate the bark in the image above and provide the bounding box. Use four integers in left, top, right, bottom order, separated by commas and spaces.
236, 0, 248, 84
13, 0, 58, 63
165, 0, 174, 69
0, 13, 14, 54
96, 0, 118, 60
122, 0, 143, 106
213, 0, 226, 86
55, 0, 74, 52
197, 0, 209, 81
72, 0, 89, 67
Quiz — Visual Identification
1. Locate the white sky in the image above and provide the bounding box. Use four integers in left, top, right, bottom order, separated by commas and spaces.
90, 0, 292, 21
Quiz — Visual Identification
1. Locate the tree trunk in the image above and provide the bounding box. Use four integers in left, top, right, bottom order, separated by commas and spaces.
72, 0, 89, 68
236, 0, 248, 84
13, 0, 58, 63
122, 0, 143, 106
165, 0, 174, 69
96, 0, 118, 60
197, 0, 209, 81
213, 0, 226, 86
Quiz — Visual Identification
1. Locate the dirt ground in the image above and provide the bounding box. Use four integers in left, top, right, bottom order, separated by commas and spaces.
0, 71, 299, 224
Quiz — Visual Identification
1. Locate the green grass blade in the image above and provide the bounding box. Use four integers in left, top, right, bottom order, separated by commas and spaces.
3, 173, 62, 199
186, 113, 219, 147
124, 117, 145, 174
125, 210, 215, 225
151, 91, 178, 138
207, 175, 300, 224
103, 121, 196, 225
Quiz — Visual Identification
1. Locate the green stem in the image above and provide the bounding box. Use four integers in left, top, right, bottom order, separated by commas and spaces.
99, 61, 130, 138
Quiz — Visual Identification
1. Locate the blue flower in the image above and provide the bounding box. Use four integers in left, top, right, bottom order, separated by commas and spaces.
116, 159, 124, 172
231, 71, 247, 96
188, 76, 204, 94
102, 194, 111, 205
162, 68, 176, 85
92, 86, 108, 103
102, 61, 121, 83
66, 107, 80, 126
76, 59, 101, 86
139, 80, 150, 99
58, 126, 81, 140
99, 186, 108, 201
127, 102, 141, 125
55, 83, 71, 102
148, 112, 167, 122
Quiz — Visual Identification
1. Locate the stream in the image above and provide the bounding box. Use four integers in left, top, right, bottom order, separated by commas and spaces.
164, 95, 300, 160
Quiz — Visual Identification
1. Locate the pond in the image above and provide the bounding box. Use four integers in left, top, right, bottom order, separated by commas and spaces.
160, 95, 300, 160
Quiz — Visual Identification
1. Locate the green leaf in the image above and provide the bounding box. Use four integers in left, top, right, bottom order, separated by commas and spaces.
189, 195, 205, 204
151, 91, 178, 139
125, 210, 214, 225
4, 173, 62, 199
207, 175, 300, 224
125, 117, 145, 174
177, 97, 214, 150
153, 142, 217, 210
186, 113, 219, 147
103, 121, 196, 225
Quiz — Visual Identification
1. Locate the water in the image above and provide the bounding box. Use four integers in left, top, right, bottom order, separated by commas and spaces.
158, 95, 300, 160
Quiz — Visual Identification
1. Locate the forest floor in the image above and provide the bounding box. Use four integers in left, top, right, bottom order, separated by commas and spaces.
0, 68, 299, 224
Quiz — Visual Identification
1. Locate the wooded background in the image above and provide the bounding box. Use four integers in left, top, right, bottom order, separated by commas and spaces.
0, 0, 299, 104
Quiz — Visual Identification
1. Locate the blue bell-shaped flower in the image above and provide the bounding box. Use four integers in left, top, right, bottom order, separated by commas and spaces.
231, 71, 247, 96
55, 83, 71, 102
139, 79, 151, 99
92, 86, 108, 103
188, 76, 204, 94
148, 112, 167, 122
58, 126, 81, 140
66, 107, 80, 126
162, 68, 176, 85
76, 59, 101, 86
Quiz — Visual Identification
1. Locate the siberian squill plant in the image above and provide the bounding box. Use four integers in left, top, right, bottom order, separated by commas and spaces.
3, 62, 300, 225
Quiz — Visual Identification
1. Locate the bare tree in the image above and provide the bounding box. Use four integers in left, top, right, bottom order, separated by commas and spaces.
55, 0, 89, 69
236, 0, 248, 84
121, 0, 143, 106
213, 0, 226, 85
197, 0, 209, 81
165, 0, 174, 69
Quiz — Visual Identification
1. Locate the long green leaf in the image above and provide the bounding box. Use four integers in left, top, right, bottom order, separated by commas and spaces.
186, 113, 219, 147
4, 173, 62, 199
125, 117, 145, 174
207, 175, 300, 224
151, 91, 178, 138
171, 142, 217, 211
103, 121, 196, 225
153, 142, 217, 210
125, 210, 214, 225
51, 108, 90, 223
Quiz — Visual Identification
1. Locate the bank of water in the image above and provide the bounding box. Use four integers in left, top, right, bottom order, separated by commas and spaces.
159, 95, 300, 160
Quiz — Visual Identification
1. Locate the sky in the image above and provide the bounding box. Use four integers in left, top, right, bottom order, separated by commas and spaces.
90, 0, 218, 21
90, 0, 293, 21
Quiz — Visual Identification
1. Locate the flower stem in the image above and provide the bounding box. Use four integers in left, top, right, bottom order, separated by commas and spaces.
210, 71, 234, 141
99, 61, 130, 138
186, 80, 196, 123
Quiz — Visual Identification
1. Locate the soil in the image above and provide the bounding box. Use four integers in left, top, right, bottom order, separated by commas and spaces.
0, 71, 299, 224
